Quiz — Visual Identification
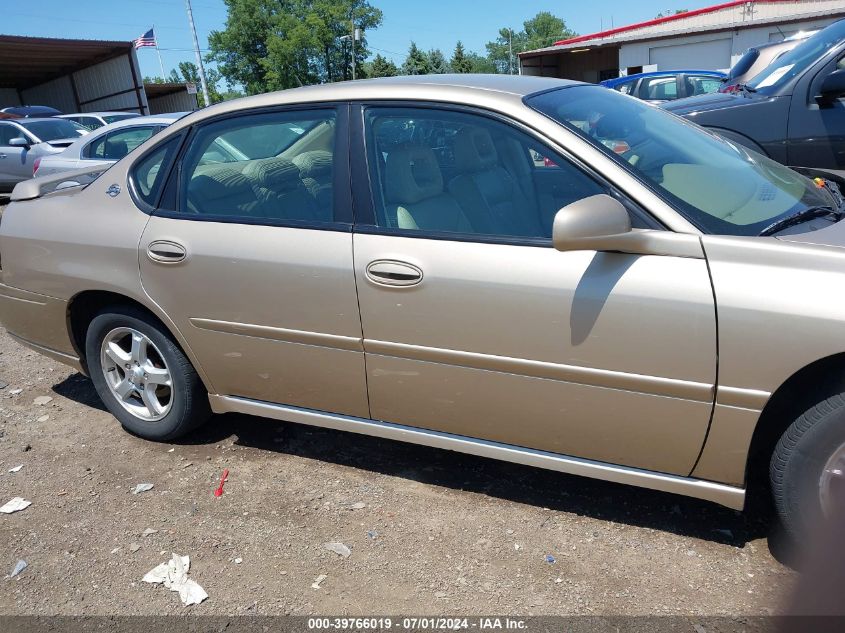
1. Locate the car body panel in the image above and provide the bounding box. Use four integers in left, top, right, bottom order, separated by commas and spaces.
57, 112, 141, 131
138, 218, 370, 418
4, 75, 845, 509
354, 233, 716, 474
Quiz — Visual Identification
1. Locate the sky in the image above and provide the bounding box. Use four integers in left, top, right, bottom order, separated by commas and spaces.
4, 0, 713, 80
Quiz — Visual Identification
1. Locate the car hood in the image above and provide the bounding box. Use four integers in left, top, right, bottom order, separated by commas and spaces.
777, 219, 845, 249
661, 92, 758, 116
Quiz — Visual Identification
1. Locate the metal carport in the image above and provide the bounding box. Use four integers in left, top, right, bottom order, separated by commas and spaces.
0, 35, 148, 115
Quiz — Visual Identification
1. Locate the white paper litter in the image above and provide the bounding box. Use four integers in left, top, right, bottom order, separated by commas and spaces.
131, 483, 154, 495
33, 396, 53, 406
0, 497, 31, 514
142, 528, 158, 536
10, 560, 27, 577
8, 465, 23, 473
311, 573, 328, 589
142, 553, 208, 606
323, 542, 351, 558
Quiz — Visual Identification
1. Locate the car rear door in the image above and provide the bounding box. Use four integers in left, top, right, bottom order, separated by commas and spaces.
351, 103, 717, 476
0, 122, 18, 187
136, 104, 369, 418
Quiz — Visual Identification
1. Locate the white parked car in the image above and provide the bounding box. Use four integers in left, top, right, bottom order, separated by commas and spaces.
0, 117, 88, 192
34, 113, 186, 178
57, 111, 142, 131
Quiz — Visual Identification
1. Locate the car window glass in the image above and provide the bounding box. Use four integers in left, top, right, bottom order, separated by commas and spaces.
527, 85, 832, 236
131, 135, 182, 207
0, 123, 17, 146
82, 117, 104, 130
685, 76, 723, 96
178, 109, 336, 223
87, 126, 156, 160
639, 76, 678, 100
615, 80, 636, 95
364, 107, 608, 240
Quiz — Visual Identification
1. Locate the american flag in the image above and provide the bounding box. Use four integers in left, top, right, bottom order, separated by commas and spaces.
133, 28, 157, 50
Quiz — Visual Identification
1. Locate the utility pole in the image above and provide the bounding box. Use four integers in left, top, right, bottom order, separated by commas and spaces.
508, 29, 513, 74
351, 19, 356, 81
185, 0, 211, 107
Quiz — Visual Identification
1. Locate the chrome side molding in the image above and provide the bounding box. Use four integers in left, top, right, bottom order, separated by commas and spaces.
208, 394, 745, 510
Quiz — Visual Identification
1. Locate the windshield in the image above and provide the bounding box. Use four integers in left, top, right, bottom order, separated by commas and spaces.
526, 85, 833, 236
103, 113, 141, 124
20, 119, 87, 142
747, 19, 845, 93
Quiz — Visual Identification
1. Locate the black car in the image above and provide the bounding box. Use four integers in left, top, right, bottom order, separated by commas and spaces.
0, 105, 62, 118
663, 19, 845, 174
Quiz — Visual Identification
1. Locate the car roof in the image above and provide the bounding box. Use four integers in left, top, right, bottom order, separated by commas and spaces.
165, 75, 578, 133
58, 111, 139, 118
602, 70, 726, 86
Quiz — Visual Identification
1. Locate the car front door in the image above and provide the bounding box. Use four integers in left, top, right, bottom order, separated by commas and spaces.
0, 123, 34, 186
788, 50, 845, 169
137, 105, 369, 418
352, 104, 717, 476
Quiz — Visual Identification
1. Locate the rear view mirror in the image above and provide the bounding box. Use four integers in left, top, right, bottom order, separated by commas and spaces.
9, 137, 30, 148
818, 69, 845, 102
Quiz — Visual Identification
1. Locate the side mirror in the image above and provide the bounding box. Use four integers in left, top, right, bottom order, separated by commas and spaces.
552, 194, 632, 252
552, 194, 705, 259
818, 69, 845, 102
9, 137, 30, 148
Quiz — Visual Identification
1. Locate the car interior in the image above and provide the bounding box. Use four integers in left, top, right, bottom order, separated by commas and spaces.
367, 111, 609, 239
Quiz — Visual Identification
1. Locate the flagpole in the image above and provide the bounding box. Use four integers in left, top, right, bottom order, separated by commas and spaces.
153, 25, 166, 79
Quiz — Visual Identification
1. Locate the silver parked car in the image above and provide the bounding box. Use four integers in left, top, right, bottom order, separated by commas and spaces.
3, 75, 845, 539
0, 117, 88, 192
57, 111, 142, 131
35, 113, 185, 178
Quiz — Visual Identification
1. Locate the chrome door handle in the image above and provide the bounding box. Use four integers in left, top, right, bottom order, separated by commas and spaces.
365, 260, 423, 287
0, 154, 6, 159
147, 240, 187, 263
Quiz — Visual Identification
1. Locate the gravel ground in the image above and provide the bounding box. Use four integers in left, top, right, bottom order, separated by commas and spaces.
0, 325, 797, 616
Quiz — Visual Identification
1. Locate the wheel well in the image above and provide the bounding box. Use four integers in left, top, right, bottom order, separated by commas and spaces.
67, 291, 169, 373
745, 352, 845, 490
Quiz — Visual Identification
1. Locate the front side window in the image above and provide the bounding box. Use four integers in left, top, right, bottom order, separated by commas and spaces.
613, 79, 636, 95
177, 109, 336, 223
527, 85, 833, 236
0, 123, 18, 146
364, 107, 607, 240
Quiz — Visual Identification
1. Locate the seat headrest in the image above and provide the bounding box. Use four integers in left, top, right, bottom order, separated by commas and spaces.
247, 157, 301, 193
384, 144, 443, 205
104, 139, 128, 160
453, 127, 498, 173
293, 150, 332, 179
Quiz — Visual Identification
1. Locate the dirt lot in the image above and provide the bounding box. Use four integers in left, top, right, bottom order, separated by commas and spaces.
0, 323, 799, 617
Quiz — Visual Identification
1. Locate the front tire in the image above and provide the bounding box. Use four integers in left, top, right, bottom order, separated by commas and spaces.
771, 393, 845, 539
85, 306, 210, 441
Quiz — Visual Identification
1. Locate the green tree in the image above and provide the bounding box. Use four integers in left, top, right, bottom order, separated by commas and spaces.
208, 0, 383, 94
169, 61, 223, 107
427, 48, 449, 74
402, 42, 431, 75
485, 12, 575, 73
656, 8, 688, 17
466, 52, 497, 74
368, 53, 398, 77
450, 41, 472, 73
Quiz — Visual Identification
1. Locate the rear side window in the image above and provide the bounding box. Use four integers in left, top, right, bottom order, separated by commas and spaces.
131, 135, 182, 207
639, 76, 678, 100
614, 79, 637, 95
176, 109, 337, 224
85, 126, 157, 160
